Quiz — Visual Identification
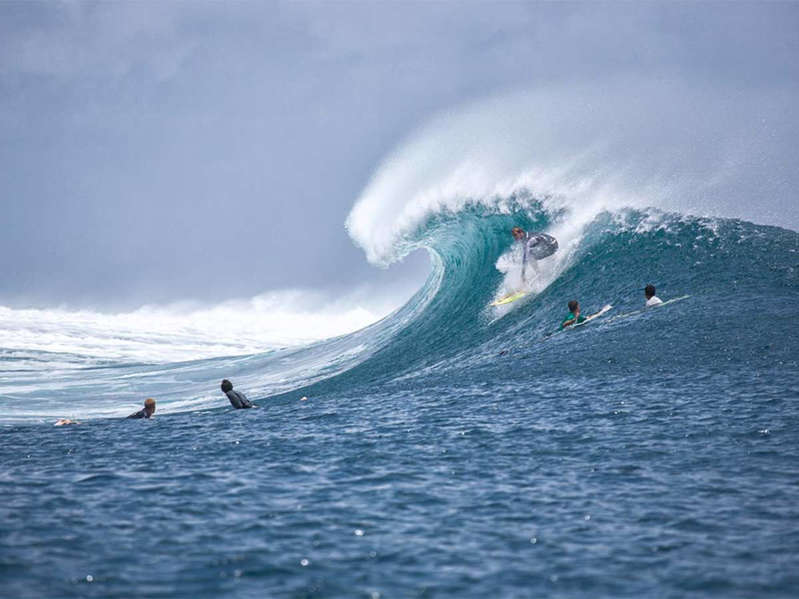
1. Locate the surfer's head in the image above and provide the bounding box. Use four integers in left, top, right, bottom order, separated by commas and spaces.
221, 379, 233, 393
645, 284, 656, 299
511, 227, 525, 241
568, 300, 579, 314
144, 398, 156, 415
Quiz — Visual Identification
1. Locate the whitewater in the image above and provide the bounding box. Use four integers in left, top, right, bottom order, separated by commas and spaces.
2, 84, 798, 597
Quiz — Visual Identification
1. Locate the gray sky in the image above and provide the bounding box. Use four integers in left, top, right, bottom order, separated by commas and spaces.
1, 2, 797, 309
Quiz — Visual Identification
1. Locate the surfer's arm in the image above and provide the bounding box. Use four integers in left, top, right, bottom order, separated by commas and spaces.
561, 317, 577, 328
585, 306, 609, 321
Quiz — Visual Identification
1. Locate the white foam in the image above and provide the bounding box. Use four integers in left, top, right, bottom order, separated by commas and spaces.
0, 288, 404, 367
347, 80, 798, 266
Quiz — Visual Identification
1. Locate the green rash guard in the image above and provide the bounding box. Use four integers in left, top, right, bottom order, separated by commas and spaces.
561, 312, 586, 329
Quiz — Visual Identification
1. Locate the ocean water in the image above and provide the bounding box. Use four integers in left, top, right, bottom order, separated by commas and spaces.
2, 201, 798, 597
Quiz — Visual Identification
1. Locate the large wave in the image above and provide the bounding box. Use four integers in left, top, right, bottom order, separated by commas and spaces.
346, 80, 798, 267
298, 81, 798, 398
3, 203, 796, 422
3, 81, 797, 422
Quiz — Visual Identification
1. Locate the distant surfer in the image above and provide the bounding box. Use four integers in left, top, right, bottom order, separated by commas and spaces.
560, 300, 608, 329
127, 398, 156, 419
221, 379, 253, 409
645, 284, 663, 307
511, 227, 558, 281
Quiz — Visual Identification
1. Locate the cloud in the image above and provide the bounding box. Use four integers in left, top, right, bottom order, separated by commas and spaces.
0, 2, 195, 81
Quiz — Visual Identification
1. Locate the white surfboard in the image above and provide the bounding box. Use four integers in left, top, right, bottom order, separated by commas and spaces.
574, 304, 613, 326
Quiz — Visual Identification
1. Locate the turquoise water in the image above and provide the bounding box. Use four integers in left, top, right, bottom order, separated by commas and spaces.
2, 207, 798, 597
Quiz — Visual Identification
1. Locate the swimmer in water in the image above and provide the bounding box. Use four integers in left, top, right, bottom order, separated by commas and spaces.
221, 380, 253, 409
127, 398, 156, 419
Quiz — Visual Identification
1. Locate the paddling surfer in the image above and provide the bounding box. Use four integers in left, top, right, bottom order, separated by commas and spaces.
560, 300, 608, 329
221, 379, 253, 409
127, 398, 156, 419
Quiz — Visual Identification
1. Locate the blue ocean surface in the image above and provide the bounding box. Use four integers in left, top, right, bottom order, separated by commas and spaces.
2, 207, 798, 597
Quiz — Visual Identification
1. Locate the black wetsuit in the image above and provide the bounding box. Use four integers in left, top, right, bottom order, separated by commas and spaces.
225, 390, 253, 409
127, 408, 153, 419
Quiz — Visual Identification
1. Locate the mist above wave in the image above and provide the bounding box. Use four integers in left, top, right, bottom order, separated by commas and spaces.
346, 79, 798, 266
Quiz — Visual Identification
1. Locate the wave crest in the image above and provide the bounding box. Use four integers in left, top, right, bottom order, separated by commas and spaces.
346, 81, 798, 266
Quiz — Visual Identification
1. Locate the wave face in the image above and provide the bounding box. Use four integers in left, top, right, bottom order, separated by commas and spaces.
296, 202, 798, 399
3, 197, 796, 422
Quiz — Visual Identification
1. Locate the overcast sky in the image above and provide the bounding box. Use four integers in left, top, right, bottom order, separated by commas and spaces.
1, 2, 797, 309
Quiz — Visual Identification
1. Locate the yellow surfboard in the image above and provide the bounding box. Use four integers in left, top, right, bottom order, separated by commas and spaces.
491, 291, 528, 306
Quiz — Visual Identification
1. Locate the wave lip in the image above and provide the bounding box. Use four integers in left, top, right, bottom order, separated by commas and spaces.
347, 81, 799, 270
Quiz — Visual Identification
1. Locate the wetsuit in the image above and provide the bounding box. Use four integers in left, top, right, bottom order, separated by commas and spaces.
560, 311, 586, 330
127, 408, 153, 419
225, 389, 253, 409
522, 232, 558, 264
